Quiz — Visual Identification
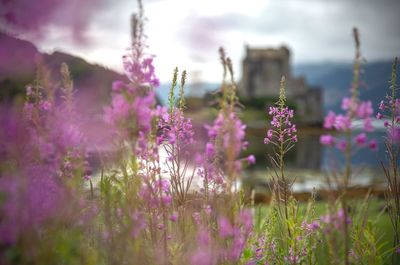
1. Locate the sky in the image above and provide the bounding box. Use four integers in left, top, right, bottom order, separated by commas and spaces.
2, 0, 400, 83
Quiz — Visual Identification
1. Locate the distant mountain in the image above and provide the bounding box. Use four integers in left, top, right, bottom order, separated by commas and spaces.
0, 32, 128, 114
293, 61, 396, 114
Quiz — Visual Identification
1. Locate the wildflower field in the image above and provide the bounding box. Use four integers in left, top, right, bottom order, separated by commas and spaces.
0, 1, 399, 264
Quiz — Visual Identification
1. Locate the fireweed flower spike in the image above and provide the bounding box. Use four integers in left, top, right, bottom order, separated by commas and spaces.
200, 47, 252, 197
158, 68, 195, 205
264, 76, 297, 242
264, 77, 298, 147
104, 0, 158, 145
319, 28, 377, 265
0, 60, 93, 251
320, 28, 377, 153
264, 76, 297, 187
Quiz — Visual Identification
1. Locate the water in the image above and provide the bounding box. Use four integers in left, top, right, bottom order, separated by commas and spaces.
245, 127, 388, 171
243, 126, 391, 192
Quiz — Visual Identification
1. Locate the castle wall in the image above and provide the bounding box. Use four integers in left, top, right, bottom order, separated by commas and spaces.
240, 46, 323, 125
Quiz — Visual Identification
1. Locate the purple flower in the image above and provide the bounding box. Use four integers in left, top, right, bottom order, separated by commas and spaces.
265, 105, 297, 146
384, 121, 390, 128
170, 212, 178, 222
284, 247, 299, 264
388, 127, 400, 143
218, 217, 234, 238
368, 139, 378, 151
190, 248, 214, 265
246, 155, 256, 165
161, 195, 172, 205
123, 55, 160, 87
334, 114, 351, 131
193, 212, 201, 225
320, 134, 335, 146
238, 210, 253, 232
112, 80, 125, 92
363, 118, 374, 132
337, 140, 347, 151
158, 108, 194, 146
131, 211, 146, 238
356, 101, 373, 119
39, 100, 52, 112
205, 142, 215, 158
341, 97, 351, 110
0, 167, 66, 244
379, 100, 385, 111
320, 208, 351, 233
324, 111, 336, 129
355, 133, 367, 146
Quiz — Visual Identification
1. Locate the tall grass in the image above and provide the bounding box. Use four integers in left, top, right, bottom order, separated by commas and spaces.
0, 1, 398, 264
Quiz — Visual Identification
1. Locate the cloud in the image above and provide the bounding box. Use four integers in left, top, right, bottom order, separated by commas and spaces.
0, 0, 114, 44
6, 0, 398, 83
180, 0, 399, 67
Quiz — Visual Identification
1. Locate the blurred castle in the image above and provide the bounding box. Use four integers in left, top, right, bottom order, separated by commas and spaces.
239, 46, 323, 125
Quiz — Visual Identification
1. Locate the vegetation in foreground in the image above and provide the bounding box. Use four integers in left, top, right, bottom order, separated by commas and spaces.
0, 1, 399, 264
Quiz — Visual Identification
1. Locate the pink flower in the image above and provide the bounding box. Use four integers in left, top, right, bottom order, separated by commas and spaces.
355, 133, 367, 146
363, 118, 374, 132
265, 105, 297, 145
310, 220, 320, 230
334, 115, 351, 131
218, 217, 234, 238
161, 195, 172, 205
379, 100, 385, 111
205, 142, 215, 158
39, 100, 52, 112
158, 108, 194, 146
320, 134, 335, 146
246, 155, 256, 165
206, 112, 247, 158
323, 111, 336, 129
341, 97, 352, 111
384, 121, 390, 127
368, 139, 378, 151
337, 140, 347, 151
388, 127, 400, 143
193, 212, 201, 225
356, 101, 373, 119
170, 212, 178, 222
190, 248, 213, 265
238, 210, 253, 232
112, 80, 125, 92
267, 129, 273, 138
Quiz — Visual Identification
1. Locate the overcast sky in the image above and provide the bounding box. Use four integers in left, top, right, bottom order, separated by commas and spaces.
9, 0, 400, 83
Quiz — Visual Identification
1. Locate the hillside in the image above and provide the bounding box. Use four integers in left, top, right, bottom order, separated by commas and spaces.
0, 32, 128, 114
294, 61, 396, 114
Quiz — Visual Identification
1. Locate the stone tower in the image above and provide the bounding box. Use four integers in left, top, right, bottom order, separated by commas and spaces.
241, 46, 291, 98
240, 45, 323, 125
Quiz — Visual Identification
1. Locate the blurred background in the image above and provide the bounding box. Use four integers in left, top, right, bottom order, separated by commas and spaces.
1, 0, 400, 192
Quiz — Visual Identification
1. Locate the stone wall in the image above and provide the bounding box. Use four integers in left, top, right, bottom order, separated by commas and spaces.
240, 45, 323, 125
